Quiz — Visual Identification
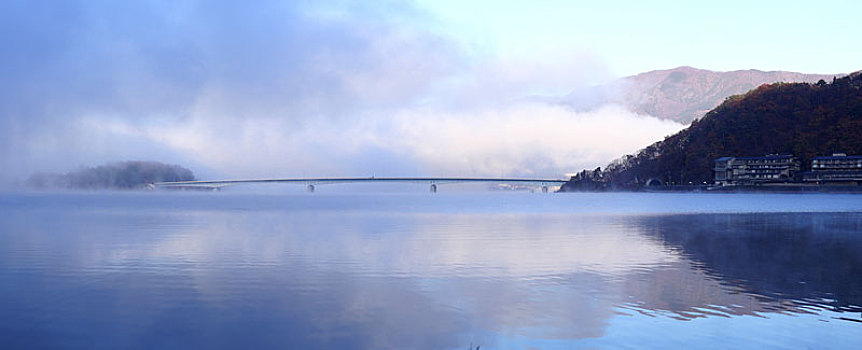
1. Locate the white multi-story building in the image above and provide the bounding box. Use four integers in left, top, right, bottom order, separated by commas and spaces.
803, 153, 862, 184
714, 155, 800, 186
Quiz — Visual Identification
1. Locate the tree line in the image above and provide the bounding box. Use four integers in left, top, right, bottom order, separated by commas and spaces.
26, 161, 195, 189
597, 71, 862, 187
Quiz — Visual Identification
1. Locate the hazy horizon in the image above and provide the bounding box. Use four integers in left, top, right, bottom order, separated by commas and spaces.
2, 1, 859, 186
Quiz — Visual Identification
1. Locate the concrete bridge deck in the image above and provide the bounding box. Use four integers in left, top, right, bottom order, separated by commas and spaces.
153, 177, 568, 192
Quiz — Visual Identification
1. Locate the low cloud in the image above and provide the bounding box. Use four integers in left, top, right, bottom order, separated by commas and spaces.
0, 1, 682, 185
379, 103, 683, 177
126, 103, 683, 179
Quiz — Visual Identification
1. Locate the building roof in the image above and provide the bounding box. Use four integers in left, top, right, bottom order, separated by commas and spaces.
715, 155, 797, 162
733, 154, 795, 161
812, 155, 862, 160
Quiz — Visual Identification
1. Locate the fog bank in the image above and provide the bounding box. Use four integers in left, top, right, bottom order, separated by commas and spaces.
0, 1, 683, 185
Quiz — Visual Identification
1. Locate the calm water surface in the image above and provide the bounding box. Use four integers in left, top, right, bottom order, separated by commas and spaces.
1, 192, 861, 349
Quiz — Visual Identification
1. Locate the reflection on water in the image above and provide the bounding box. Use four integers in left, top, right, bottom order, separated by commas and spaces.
0, 193, 860, 349
636, 214, 862, 314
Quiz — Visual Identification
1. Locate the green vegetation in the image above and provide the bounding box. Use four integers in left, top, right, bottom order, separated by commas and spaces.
26, 161, 195, 190
589, 71, 862, 188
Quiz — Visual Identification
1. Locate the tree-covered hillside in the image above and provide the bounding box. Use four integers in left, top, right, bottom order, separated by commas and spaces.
603, 72, 862, 186
26, 161, 195, 189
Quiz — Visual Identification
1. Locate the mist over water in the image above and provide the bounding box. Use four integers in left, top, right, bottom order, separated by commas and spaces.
2, 1, 860, 349
1, 192, 860, 349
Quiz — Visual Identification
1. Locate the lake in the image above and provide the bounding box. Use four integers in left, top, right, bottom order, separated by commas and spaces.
1, 192, 860, 349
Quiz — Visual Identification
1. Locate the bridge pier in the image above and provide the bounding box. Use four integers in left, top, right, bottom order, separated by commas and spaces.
154, 177, 567, 193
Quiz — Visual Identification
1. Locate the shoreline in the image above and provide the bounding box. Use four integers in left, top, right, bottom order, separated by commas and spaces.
560, 184, 862, 194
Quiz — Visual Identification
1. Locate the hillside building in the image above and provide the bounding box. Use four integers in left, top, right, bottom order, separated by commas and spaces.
714, 155, 800, 186
802, 153, 862, 185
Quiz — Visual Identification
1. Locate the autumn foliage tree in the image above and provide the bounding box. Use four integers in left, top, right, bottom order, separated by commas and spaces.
603, 71, 862, 185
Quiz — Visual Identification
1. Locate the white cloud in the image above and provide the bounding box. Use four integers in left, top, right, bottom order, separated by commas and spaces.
385, 103, 684, 177
0, 1, 684, 184
131, 102, 683, 179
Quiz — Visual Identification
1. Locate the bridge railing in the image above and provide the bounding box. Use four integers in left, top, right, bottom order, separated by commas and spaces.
152, 177, 568, 193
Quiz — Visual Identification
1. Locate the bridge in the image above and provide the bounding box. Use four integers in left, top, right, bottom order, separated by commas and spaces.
152, 177, 569, 193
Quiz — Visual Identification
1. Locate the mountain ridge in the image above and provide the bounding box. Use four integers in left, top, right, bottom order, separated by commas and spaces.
589, 70, 862, 187
561, 66, 839, 123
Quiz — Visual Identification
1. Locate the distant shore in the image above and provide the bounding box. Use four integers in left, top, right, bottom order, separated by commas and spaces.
645, 184, 862, 193
560, 183, 862, 193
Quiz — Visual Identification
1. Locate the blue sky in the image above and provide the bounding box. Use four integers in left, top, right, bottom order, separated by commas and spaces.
0, 0, 858, 184
415, 0, 861, 77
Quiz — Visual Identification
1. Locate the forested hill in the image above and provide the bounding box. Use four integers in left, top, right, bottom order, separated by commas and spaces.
26, 161, 195, 190
603, 72, 862, 186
